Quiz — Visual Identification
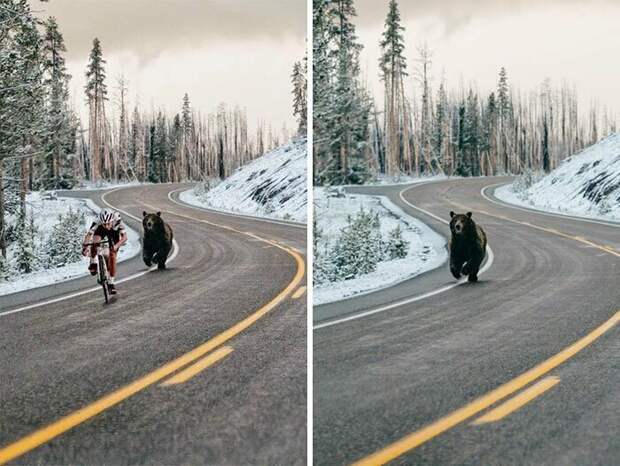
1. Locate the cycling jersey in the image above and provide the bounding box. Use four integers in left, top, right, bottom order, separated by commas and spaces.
88, 219, 126, 245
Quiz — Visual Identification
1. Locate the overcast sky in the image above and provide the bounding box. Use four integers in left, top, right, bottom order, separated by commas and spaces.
32, 0, 306, 131
355, 0, 620, 118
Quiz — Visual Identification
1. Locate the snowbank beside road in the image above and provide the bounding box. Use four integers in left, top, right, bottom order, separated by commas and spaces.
496, 133, 620, 222
180, 139, 307, 223
368, 174, 447, 186
72, 180, 143, 191
313, 188, 447, 306
0, 193, 140, 297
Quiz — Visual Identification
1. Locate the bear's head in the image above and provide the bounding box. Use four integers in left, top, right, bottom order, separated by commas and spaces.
449, 211, 474, 237
142, 211, 164, 232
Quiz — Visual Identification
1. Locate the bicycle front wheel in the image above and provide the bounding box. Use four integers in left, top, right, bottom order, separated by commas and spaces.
98, 255, 109, 304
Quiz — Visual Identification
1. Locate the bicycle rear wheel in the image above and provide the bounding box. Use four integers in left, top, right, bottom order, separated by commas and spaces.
98, 255, 109, 304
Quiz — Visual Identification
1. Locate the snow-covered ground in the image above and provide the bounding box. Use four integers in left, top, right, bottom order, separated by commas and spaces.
496, 133, 620, 222
72, 180, 144, 191
180, 138, 307, 223
0, 193, 140, 296
313, 188, 447, 306
368, 174, 447, 186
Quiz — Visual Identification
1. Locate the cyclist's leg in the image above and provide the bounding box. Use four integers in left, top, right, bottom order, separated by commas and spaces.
106, 246, 118, 294
108, 246, 117, 282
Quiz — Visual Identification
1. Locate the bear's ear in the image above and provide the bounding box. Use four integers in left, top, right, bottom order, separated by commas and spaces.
466, 212, 472, 218
156, 211, 161, 217
449, 211, 455, 218
142, 211, 147, 217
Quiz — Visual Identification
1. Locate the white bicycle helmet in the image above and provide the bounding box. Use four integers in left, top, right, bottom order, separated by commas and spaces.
98, 209, 115, 224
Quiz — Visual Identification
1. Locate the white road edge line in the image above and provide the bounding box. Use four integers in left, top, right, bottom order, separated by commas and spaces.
0, 186, 180, 318
168, 186, 307, 229
314, 181, 495, 330
481, 183, 620, 228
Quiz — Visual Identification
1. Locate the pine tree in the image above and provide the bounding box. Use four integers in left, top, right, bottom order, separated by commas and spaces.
155, 111, 169, 182
15, 211, 37, 274
332, 208, 383, 279
0, 0, 46, 256
316, 0, 372, 185
433, 81, 449, 172
312, 0, 333, 183
181, 93, 193, 179
85, 38, 108, 182
464, 89, 481, 176
480, 92, 497, 175
45, 206, 85, 267
115, 74, 132, 180
42, 16, 74, 189
386, 224, 409, 259
291, 57, 307, 135
379, 0, 408, 177
147, 122, 158, 182
497, 67, 512, 173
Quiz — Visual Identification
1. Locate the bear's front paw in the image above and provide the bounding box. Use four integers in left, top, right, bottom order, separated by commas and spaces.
450, 266, 461, 279
143, 256, 152, 267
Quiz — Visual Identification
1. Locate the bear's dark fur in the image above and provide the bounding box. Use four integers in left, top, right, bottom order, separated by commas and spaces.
142, 211, 173, 270
449, 211, 487, 282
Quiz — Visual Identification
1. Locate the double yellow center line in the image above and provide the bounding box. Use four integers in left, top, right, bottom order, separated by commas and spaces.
0, 199, 306, 466
352, 198, 619, 466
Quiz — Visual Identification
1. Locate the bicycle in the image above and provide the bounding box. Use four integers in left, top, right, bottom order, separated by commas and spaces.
83, 237, 113, 304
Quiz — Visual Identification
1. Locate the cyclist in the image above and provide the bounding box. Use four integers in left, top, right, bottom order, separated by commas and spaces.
82, 209, 128, 295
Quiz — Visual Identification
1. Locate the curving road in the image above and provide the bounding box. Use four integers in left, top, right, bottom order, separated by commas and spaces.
0, 184, 307, 465
314, 177, 619, 466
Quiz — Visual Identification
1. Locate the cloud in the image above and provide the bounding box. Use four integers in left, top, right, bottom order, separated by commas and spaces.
355, 0, 615, 31
32, 0, 306, 62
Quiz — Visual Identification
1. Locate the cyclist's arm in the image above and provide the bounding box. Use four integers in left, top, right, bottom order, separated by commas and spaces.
114, 228, 128, 252
83, 222, 97, 243
82, 222, 97, 254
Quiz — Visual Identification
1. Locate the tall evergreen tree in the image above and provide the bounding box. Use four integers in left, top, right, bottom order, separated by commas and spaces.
147, 122, 158, 182
0, 0, 45, 253
42, 16, 75, 188
379, 0, 408, 177
464, 89, 481, 176
497, 67, 512, 172
291, 57, 307, 135
312, 0, 333, 182
181, 93, 193, 179
433, 81, 449, 172
85, 38, 108, 181
325, 0, 371, 184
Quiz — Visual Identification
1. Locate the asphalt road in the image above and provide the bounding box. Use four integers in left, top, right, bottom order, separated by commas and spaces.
314, 177, 619, 466
0, 184, 307, 465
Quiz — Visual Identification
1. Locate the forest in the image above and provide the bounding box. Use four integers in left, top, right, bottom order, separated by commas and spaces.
0, 0, 307, 276
0, 0, 307, 278
313, 0, 617, 185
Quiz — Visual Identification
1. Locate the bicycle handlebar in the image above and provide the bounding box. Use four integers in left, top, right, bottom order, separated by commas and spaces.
82, 239, 111, 247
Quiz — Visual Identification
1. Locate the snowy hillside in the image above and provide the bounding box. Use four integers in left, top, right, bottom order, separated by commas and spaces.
181, 138, 307, 223
496, 133, 620, 221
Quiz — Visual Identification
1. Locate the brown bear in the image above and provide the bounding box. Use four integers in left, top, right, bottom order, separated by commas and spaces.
449, 211, 487, 282
142, 211, 174, 269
